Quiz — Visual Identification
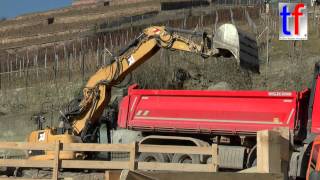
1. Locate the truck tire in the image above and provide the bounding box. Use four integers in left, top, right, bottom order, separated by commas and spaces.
172, 154, 200, 164
138, 153, 170, 162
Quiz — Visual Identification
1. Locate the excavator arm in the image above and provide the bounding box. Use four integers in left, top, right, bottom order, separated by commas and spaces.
66, 25, 252, 140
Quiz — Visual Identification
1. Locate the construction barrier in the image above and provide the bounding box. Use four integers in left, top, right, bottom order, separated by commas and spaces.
0, 142, 218, 180
105, 170, 284, 180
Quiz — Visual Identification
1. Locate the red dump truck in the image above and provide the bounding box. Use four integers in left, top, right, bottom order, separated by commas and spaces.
114, 63, 320, 179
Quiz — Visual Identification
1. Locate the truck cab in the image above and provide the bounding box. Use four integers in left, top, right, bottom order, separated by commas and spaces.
307, 63, 320, 180
308, 136, 320, 180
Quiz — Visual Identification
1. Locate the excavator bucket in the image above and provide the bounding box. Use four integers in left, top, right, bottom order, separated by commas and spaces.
213, 24, 260, 73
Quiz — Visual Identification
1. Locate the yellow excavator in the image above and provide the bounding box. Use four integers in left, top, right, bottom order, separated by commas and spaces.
27, 24, 259, 160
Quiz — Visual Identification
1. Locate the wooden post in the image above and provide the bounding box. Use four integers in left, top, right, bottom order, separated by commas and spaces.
74, 43, 77, 62
35, 55, 39, 78
0, 62, 2, 90
126, 30, 129, 44
96, 43, 99, 69
317, 16, 319, 38
257, 130, 281, 173
265, 3, 270, 81
266, 3, 269, 64
86, 37, 89, 50
105, 171, 110, 180
26, 54, 29, 101
91, 40, 94, 70
22, 56, 25, 71
7, 54, 10, 84
64, 43, 68, 78
54, 54, 58, 86
103, 36, 106, 65
105, 171, 111, 180
52, 140, 60, 180
56, 54, 59, 73
313, 3, 316, 30
273, 127, 290, 179
15, 55, 17, 78
230, 8, 234, 24
10, 59, 13, 84
82, 52, 85, 83
45, 49, 47, 69
19, 59, 22, 77
68, 53, 71, 82
109, 33, 113, 51
105, 171, 121, 180
129, 142, 137, 171
210, 144, 218, 172
79, 51, 82, 71
215, 10, 218, 32
200, 14, 203, 28
80, 38, 83, 66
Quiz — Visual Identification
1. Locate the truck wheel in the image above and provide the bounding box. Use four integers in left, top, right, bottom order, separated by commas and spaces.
172, 154, 200, 164
138, 153, 170, 162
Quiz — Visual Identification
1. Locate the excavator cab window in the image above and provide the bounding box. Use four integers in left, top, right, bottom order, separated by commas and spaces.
307, 138, 320, 180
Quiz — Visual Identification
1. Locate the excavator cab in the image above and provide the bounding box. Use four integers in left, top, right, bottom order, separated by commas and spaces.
27, 128, 83, 160
307, 136, 320, 180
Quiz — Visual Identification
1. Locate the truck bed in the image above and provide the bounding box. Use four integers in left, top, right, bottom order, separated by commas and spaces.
118, 85, 304, 135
